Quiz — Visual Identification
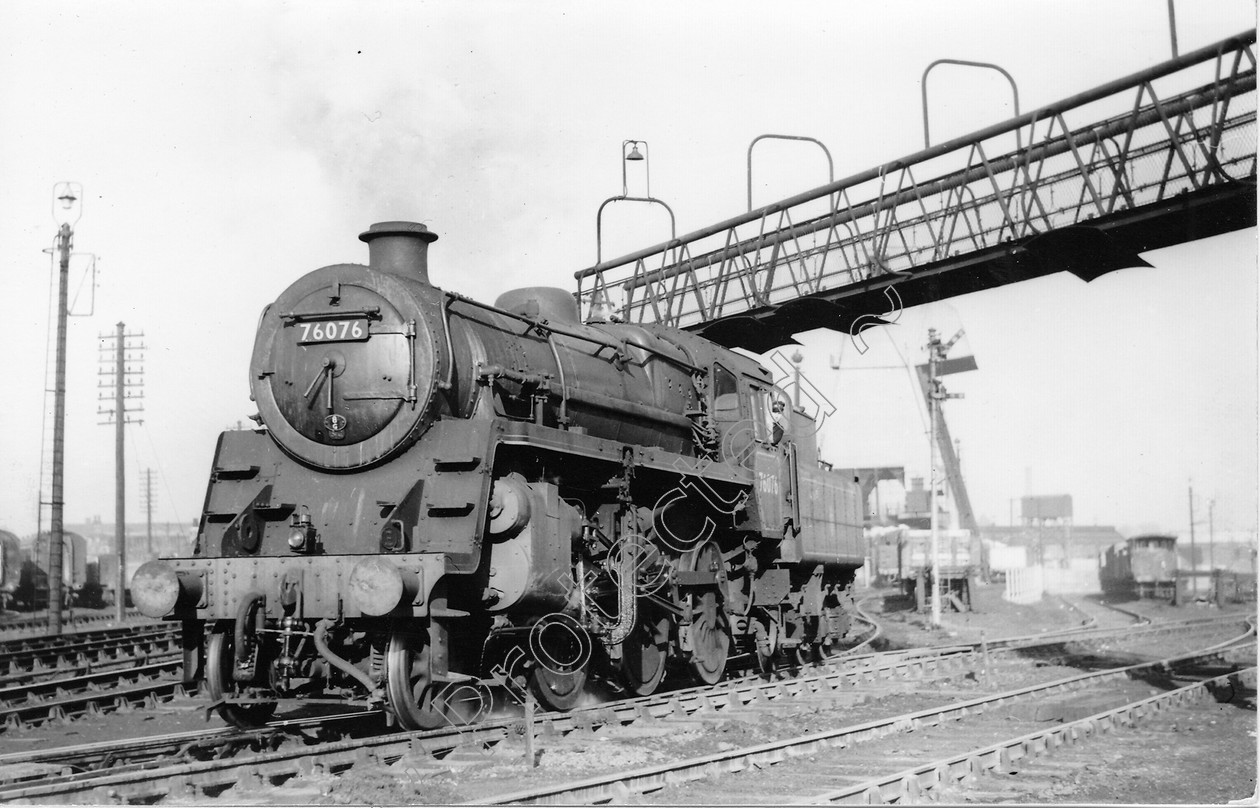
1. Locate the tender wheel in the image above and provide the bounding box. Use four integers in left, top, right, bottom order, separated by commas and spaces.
687, 543, 730, 685
620, 605, 670, 696
386, 628, 446, 730
206, 629, 276, 728
527, 615, 590, 711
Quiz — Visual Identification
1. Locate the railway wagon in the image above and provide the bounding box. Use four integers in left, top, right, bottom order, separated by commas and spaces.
899, 529, 979, 612
866, 525, 906, 585
83, 554, 145, 608
132, 221, 866, 729
1213, 570, 1258, 605
0, 530, 20, 610
16, 531, 90, 610
1100, 534, 1178, 600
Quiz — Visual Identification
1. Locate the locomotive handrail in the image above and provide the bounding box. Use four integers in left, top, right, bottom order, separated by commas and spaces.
445, 289, 707, 376
477, 364, 697, 431
279, 307, 382, 323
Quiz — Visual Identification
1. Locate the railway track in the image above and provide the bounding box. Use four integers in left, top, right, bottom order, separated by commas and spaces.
0, 624, 185, 729
0, 661, 191, 729
0, 597, 877, 734
0, 609, 146, 637
462, 625, 1256, 804
0, 624, 179, 680
0, 611, 1247, 804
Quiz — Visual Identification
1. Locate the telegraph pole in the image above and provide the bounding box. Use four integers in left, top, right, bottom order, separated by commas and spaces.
98, 324, 144, 620
143, 470, 154, 557
1208, 499, 1215, 574
1187, 482, 1197, 599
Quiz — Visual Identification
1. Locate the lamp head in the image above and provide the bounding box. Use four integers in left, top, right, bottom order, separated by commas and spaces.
52, 181, 83, 226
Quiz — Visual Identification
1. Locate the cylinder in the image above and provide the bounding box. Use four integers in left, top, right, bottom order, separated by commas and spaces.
358, 221, 438, 284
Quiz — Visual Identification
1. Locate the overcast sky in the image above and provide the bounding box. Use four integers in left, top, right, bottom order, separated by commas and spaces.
1, 1, 1255, 545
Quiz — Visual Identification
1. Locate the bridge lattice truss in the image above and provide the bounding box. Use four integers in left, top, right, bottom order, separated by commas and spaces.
575, 32, 1257, 351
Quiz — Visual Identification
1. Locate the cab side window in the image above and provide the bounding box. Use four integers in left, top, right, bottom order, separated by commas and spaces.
712, 364, 739, 416
750, 386, 771, 443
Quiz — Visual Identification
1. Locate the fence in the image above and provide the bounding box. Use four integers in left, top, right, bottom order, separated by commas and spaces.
1002, 560, 1101, 603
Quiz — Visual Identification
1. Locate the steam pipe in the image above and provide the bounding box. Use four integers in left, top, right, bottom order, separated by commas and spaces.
233, 592, 266, 681
314, 618, 378, 694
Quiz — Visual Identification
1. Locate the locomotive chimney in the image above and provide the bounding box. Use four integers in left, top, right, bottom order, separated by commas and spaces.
358, 221, 439, 284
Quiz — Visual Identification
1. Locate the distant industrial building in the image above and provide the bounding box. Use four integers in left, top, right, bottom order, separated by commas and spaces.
65, 517, 195, 563
979, 524, 1126, 565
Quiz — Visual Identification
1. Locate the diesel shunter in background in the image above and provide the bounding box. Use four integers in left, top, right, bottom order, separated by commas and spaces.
1100, 534, 1179, 601
132, 222, 864, 729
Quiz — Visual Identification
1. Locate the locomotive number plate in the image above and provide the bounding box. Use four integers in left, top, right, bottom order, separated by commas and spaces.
296, 319, 369, 344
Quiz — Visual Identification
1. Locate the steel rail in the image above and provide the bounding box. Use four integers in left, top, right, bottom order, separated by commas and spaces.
0, 660, 185, 728
0, 642, 984, 802
4, 615, 1244, 803
981, 609, 1240, 649
0, 627, 179, 676
799, 667, 1257, 804
0, 620, 164, 653
0, 609, 145, 637
0, 649, 180, 689
470, 629, 1256, 805
845, 595, 884, 655
0, 711, 372, 794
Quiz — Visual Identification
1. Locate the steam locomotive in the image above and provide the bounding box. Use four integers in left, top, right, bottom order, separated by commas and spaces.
132, 222, 864, 729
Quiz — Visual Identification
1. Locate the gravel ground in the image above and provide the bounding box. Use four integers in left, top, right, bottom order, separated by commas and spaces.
2, 587, 1253, 805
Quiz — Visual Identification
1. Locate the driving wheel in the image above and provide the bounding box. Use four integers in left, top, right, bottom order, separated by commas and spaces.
687, 543, 730, 685
620, 605, 670, 696
527, 616, 590, 711
206, 629, 277, 728
385, 628, 447, 730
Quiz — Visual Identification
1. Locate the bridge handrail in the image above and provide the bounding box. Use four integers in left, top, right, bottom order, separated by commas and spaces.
575, 30, 1257, 329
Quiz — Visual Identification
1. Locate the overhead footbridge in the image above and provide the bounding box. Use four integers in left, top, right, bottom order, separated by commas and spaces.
575, 32, 1256, 353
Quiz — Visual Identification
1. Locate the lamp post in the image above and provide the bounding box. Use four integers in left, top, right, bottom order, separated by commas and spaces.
791, 349, 804, 409
1167, 0, 1179, 58
621, 139, 650, 197
46, 182, 82, 634
593, 140, 677, 320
